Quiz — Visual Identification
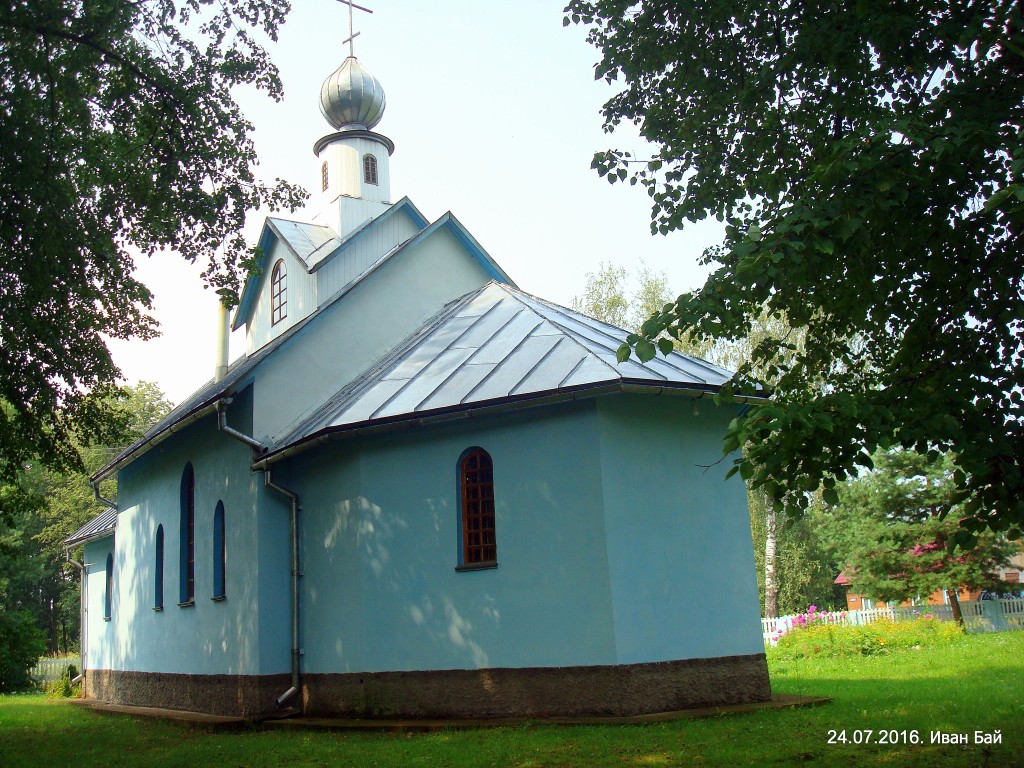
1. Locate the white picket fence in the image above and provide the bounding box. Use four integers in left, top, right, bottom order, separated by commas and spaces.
31, 657, 80, 683
763, 598, 1024, 645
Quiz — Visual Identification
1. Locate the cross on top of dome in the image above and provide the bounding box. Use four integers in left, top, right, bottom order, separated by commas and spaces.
320, 0, 386, 131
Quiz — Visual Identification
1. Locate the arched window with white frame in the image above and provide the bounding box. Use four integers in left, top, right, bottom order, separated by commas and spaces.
363, 153, 378, 185
270, 259, 287, 326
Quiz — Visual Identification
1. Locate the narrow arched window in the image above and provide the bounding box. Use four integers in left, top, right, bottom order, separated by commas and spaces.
270, 259, 287, 326
363, 153, 378, 185
321, 161, 329, 192
179, 464, 195, 605
213, 501, 226, 600
103, 552, 114, 620
459, 448, 496, 567
154, 525, 164, 610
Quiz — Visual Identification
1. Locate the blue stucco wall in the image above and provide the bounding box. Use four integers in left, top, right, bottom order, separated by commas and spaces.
87, 390, 763, 682
291, 393, 763, 675
291, 400, 617, 673
597, 395, 764, 663
82, 536, 115, 673
87, 392, 291, 677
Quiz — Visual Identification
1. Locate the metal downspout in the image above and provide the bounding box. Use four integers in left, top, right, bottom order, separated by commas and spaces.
215, 400, 301, 710
216, 399, 264, 451
264, 469, 301, 708
91, 481, 116, 510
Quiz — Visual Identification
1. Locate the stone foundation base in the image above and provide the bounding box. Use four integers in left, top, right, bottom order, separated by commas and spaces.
84, 654, 770, 719
304, 654, 771, 719
86, 670, 291, 718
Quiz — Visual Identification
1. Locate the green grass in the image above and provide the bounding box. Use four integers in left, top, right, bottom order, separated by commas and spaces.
2, 632, 1022, 767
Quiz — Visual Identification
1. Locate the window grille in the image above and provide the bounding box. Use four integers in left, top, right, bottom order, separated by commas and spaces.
460, 448, 496, 566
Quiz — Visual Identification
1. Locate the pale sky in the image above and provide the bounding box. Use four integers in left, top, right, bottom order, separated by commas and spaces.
109, 0, 724, 405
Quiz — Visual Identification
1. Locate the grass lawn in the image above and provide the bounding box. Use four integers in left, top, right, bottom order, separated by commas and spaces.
1, 632, 1022, 768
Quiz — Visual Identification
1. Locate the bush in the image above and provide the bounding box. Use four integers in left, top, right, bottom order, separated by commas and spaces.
0, 609, 47, 693
44, 663, 80, 698
771, 616, 963, 660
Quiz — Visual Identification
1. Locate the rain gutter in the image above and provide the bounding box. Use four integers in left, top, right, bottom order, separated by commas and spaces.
91, 399, 225, 484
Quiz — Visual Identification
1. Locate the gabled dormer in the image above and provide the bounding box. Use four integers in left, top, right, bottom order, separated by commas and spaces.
233, 198, 431, 353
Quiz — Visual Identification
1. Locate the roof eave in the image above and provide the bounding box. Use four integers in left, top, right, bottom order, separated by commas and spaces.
253, 379, 748, 471
64, 526, 116, 549
90, 398, 225, 484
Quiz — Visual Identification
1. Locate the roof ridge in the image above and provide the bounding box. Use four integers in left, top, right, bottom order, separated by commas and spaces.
504, 284, 731, 384
499, 284, 627, 380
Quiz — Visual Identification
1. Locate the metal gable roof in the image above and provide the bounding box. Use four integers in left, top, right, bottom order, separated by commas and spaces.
64, 506, 117, 547
264, 281, 736, 462
92, 210, 513, 483
267, 218, 342, 268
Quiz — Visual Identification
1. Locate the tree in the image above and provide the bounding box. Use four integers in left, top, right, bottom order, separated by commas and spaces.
566, 1, 1024, 543
0, 382, 172, 681
0, 1, 305, 481
822, 450, 1018, 623
573, 260, 675, 333
0, 479, 48, 691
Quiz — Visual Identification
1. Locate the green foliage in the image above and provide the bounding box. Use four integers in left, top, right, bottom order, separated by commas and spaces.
772, 616, 963, 660
44, 663, 80, 699
0, 383, 172, 660
567, 1, 1024, 540
748, 492, 841, 615
0, 1, 306, 481
820, 450, 1018, 603
572, 260, 676, 334
0, 609, 46, 692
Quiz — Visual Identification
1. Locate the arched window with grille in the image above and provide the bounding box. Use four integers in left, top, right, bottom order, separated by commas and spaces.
321, 160, 329, 192
363, 153, 378, 185
212, 501, 226, 600
154, 525, 164, 611
179, 463, 195, 606
270, 259, 287, 326
458, 447, 497, 569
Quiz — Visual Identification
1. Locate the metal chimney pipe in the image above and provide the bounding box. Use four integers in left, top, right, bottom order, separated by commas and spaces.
215, 299, 230, 383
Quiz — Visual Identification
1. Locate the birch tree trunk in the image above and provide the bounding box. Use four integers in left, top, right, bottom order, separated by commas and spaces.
763, 502, 780, 619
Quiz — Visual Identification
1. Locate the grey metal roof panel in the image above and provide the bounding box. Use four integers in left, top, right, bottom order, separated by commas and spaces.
416, 363, 495, 411
560, 356, 622, 388
465, 334, 563, 403
374, 347, 477, 418
65, 506, 117, 547
266, 218, 343, 269
269, 281, 736, 454
509, 337, 590, 396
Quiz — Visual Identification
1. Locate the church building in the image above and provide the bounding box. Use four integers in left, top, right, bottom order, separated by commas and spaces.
66, 42, 770, 719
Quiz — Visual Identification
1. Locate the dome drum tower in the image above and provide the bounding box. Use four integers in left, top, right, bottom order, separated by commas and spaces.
312, 55, 393, 237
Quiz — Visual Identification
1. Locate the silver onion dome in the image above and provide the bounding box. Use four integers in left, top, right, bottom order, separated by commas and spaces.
320, 56, 386, 131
